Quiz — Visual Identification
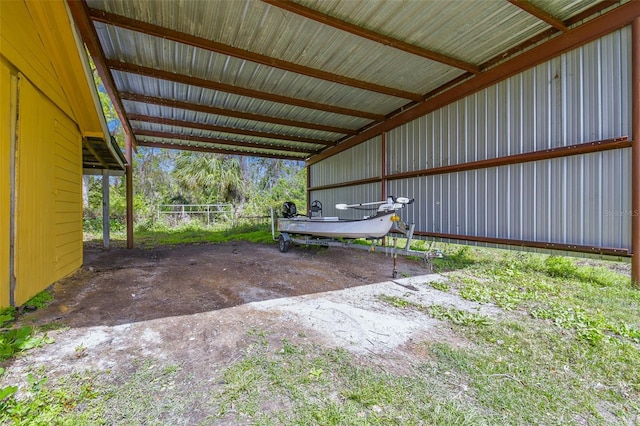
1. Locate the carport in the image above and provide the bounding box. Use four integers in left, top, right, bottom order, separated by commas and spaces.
66, 0, 639, 284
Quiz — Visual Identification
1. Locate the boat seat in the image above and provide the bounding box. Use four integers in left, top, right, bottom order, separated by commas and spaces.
309, 200, 323, 218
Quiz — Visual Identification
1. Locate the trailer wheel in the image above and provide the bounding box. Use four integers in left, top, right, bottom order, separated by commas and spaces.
278, 234, 290, 253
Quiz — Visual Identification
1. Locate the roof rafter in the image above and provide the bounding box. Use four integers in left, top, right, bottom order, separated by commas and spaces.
137, 141, 307, 160
66, 0, 136, 146
108, 59, 384, 120
507, 0, 568, 32
134, 129, 318, 154
119, 92, 356, 135
88, 8, 422, 102
129, 114, 334, 146
262, 0, 480, 74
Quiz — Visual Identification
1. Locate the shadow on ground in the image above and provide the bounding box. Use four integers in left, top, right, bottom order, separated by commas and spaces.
25, 241, 432, 329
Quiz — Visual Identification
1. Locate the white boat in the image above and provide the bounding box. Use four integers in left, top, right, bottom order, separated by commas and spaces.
278, 210, 398, 239
277, 197, 413, 244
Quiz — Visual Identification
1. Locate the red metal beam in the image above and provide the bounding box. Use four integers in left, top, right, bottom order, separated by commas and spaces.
381, 131, 387, 200
120, 92, 354, 136
262, 0, 480, 74
410, 231, 629, 258
125, 133, 133, 249
134, 129, 318, 154
507, 0, 568, 32
66, 0, 136, 146
632, 17, 640, 286
308, 137, 631, 191
137, 140, 305, 160
307, 1, 640, 166
308, 177, 382, 192
88, 7, 422, 101
108, 60, 384, 121
386, 137, 632, 181
128, 114, 333, 146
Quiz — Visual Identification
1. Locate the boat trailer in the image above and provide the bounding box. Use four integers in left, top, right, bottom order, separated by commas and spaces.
270, 199, 442, 278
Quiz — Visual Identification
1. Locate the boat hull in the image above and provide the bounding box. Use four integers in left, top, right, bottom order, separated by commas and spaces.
277, 212, 395, 239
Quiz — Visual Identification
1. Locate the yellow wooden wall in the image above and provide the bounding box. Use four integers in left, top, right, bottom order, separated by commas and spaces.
1, 0, 85, 307
0, 61, 10, 308
13, 78, 83, 306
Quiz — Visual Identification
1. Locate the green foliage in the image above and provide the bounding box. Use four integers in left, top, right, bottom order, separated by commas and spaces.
0, 307, 16, 328
431, 246, 475, 272
378, 295, 492, 327
0, 326, 54, 361
544, 255, 578, 279
429, 280, 451, 292
0, 372, 99, 425
531, 302, 640, 345
24, 289, 54, 310
83, 152, 307, 233
134, 223, 274, 248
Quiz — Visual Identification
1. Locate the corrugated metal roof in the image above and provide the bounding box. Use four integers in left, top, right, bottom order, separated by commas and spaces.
70, 0, 623, 160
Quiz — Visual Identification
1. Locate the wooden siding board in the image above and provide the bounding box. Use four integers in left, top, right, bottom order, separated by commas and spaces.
14, 76, 82, 305
0, 61, 11, 307
0, 1, 72, 120
14, 77, 56, 306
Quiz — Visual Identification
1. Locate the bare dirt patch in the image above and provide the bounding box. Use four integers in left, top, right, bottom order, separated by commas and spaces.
25, 241, 431, 329
3, 241, 509, 423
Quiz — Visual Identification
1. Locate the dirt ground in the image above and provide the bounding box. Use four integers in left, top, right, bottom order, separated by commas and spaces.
3, 241, 510, 423
25, 241, 432, 329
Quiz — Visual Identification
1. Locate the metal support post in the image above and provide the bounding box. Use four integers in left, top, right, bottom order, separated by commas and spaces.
102, 169, 110, 249
633, 18, 640, 287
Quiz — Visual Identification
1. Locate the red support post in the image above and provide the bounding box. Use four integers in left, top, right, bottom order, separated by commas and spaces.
125, 134, 134, 249
381, 132, 386, 201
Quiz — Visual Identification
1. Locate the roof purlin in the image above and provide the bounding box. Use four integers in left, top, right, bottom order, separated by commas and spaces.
129, 114, 336, 146
134, 129, 319, 154
137, 141, 307, 160
108, 60, 385, 120
262, 0, 480, 74
507, 0, 568, 32
88, 8, 423, 102
119, 92, 357, 136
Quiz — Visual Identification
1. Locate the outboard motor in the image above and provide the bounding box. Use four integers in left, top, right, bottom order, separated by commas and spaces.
282, 201, 297, 218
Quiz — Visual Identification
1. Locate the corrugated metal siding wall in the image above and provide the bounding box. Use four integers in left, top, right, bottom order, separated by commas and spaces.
312, 28, 632, 251
309, 137, 382, 219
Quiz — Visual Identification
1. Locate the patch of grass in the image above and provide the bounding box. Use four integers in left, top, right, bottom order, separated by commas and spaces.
428, 316, 640, 424
378, 294, 491, 327
0, 370, 100, 425
431, 246, 476, 272
134, 223, 274, 247
429, 280, 451, 292
216, 338, 484, 425
24, 289, 54, 310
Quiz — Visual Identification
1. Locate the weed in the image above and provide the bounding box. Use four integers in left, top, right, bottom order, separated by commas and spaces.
0, 326, 54, 361
24, 289, 54, 310
0, 307, 16, 328
544, 256, 578, 279
378, 294, 491, 327
0, 371, 101, 424
432, 246, 476, 272
429, 281, 451, 292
